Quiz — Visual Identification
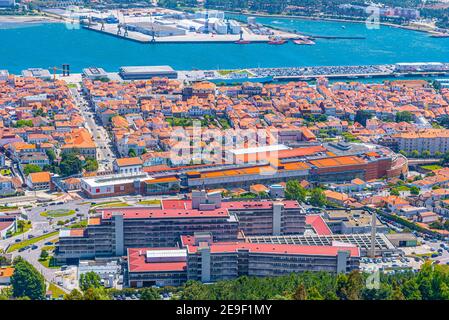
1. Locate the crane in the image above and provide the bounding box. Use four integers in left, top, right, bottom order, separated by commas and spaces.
48, 65, 70, 81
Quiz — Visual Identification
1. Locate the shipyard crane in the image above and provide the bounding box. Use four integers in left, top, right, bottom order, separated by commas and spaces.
48, 65, 70, 82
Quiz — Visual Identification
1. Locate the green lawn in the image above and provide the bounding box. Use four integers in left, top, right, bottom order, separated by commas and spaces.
137, 199, 161, 206
10, 221, 32, 237
40, 209, 75, 218
94, 202, 130, 208
68, 220, 88, 229
7, 231, 58, 253
421, 165, 443, 171
39, 256, 59, 269
48, 283, 66, 299
0, 169, 11, 175
396, 185, 410, 191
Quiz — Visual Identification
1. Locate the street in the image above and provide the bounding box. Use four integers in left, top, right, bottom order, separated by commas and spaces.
70, 87, 116, 171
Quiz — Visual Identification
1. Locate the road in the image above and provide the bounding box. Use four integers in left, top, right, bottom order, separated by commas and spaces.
69, 87, 116, 171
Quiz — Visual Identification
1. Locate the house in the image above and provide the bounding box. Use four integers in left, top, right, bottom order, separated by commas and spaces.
417, 211, 439, 224
0, 267, 14, 285
250, 184, 269, 195
382, 195, 410, 212
62, 177, 81, 191
113, 157, 143, 174
0, 176, 15, 196
26, 171, 52, 191
323, 190, 354, 207
398, 205, 428, 219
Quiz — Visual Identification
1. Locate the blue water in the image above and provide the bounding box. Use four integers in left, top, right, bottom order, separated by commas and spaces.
0, 16, 448, 73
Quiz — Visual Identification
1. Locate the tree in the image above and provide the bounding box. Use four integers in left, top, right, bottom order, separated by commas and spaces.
14, 120, 33, 128
354, 110, 372, 127
64, 289, 84, 300
421, 150, 431, 159
59, 153, 82, 176
128, 149, 137, 157
285, 180, 307, 202
293, 284, 307, 300
39, 250, 49, 260
46, 149, 56, 163
82, 287, 110, 300
410, 186, 420, 195
410, 150, 419, 158
24, 164, 42, 175
79, 271, 102, 291
17, 220, 29, 233
307, 286, 324, 300
390, 188, 400, 196
309, 188, 326, 207
140, 287, 160, 300
395, 111, 413, 123
10, 257, 45, 300
83, 158, 98, 172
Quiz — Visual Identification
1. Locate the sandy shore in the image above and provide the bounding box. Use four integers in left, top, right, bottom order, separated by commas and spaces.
0, 15, 61, 24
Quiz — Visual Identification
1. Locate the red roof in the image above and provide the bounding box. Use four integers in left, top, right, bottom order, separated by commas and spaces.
185, 242, 359, 257
0, 220, 14, 232
99, 206, 230, 219
306, 215, 332, 235
221, 200, 300, 210
127, 248, 187, 273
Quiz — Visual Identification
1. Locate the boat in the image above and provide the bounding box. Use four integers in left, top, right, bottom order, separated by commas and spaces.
268, 38, 287, 45
235, 40, 251, 44
293, 38, 315, 45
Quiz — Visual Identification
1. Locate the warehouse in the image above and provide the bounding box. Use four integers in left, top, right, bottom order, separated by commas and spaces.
126, 22, 186, 37
119, 66, 178, 80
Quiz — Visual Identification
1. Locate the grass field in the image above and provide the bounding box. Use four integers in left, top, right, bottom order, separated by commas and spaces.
39, 256, 59, 269
421, 165, 443, 171
40, 209, 75, 218
94, 202, 130, 208
48, 283, 66, 299
7, 231, 58, 253
137, 199, 161, 206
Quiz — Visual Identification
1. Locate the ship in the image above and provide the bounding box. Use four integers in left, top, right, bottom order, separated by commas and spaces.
268, 37, 287, 45
293, 38, 315, 45
235, 40, 251, 44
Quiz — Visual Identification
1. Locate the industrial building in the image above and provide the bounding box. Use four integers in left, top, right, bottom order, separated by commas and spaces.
21, 68, 52, 80
127, 233, 360, 287
82, 67, 109, 80
119, 66, 178, 80
126, 22, 186, 37
55, 192, 306, 263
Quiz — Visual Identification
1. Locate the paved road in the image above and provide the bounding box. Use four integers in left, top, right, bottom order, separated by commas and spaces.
70, 87, 116, 171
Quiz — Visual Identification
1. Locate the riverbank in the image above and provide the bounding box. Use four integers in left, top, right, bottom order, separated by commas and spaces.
225, 11, 442, 36
0, 15, 61, 24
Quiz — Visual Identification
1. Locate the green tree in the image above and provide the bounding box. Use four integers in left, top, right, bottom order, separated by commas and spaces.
39, 250, 49, 260
140, 287, 160, 300
128, 149, 137, 157
421, 150, 431, 158
82, 287, 110, 300
64, 288, 84, 300
10, 257, 45, 300
390, 188, 400, 196
410, 150, 419, 158
83, 158, 98, 172
354, 110, 372, 127
293, 283, 307, 300
46, 149, 56, 163
24, 164, 42, 175
410, 186, 420, 195
309, 188, 326, 207
395, 111, 413, 123
79, 271, 102, 291
59, 153, 82, 176
285, 180, 307, 202
14, 120, 33, 128
307, 286, 324, 300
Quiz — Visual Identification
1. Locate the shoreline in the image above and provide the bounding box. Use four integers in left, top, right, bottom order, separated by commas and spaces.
225, 11, 441, 36
0, 15, 61, 24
